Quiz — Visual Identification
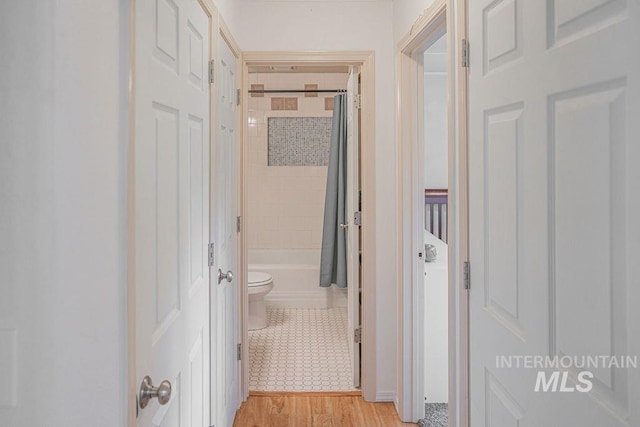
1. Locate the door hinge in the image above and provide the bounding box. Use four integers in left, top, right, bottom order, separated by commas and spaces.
236, 88, 241, 106
236, 216, 242, 233
463, 261, 471, 290
237, 343, 242, 361
353, 211, 362, 227
461, 39, 469, 68
208, 243, 215, 267
353, 93, 361, 109
209, 59, 215, 84
354, 327, 362, 344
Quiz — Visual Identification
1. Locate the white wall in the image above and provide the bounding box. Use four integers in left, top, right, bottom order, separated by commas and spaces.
423, 35, 448, 190
393, 0, 437, 43
423, 72, 448, 189
212, 0, 241, 39
0, 1, 128, 426
237, 0, 397, 399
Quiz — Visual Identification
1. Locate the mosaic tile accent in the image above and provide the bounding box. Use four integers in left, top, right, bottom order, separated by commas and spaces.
248, 308, 356, 392
268, 117, 332, 166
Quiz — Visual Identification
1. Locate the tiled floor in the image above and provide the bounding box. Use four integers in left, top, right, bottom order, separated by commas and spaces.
248, 307, 357, 392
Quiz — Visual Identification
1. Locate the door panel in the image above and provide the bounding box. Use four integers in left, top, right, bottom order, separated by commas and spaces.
469, 0, 639, 425
346, 68, 361, 389
135, 0, 210, 425
212, 36, 240, 427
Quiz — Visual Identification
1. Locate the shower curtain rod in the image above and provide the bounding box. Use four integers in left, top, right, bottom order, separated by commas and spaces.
247, 89, 347, 94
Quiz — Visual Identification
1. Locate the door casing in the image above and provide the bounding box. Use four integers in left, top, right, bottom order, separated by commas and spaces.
395, 0, 470, 423
239, 51, 377, 402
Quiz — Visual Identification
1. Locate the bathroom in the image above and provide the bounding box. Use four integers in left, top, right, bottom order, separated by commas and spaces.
244, 66, 358, 393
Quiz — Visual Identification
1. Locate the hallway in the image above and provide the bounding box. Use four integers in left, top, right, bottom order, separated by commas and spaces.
2, 0, 639, 426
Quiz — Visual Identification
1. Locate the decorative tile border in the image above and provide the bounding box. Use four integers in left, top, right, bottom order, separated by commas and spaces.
271, 97, 284, 110
271, 97, 298, 111
251, 84, 264, 97
284, 97, 298, 110
305, 83, 318, 97
324, 97, 334, 111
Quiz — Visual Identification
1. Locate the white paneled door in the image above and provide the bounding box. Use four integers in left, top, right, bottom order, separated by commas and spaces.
346, 67, 361, 389
211, 35, 240, 427
469, 0, 639, 426
134, 0, 210, 425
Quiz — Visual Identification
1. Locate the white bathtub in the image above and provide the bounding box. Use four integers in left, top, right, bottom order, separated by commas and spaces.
248, 249, 347, 309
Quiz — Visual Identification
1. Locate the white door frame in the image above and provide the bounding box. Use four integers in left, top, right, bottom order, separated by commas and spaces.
396, 0, 470, 423
239, 51, 377, 401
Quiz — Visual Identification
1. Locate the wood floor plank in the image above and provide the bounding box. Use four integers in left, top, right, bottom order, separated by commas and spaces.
331, 395, 354, 425
250, 391, 362, 397
233, 395, 418, 427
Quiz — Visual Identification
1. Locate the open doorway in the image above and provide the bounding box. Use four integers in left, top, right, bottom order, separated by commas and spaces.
239, 52, 376, 401
244, 66, 357, 393
397, 0, 469, 424
420, 30, 449, 426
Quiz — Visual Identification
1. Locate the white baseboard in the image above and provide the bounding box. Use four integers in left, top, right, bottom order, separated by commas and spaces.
375, 391, 397, 402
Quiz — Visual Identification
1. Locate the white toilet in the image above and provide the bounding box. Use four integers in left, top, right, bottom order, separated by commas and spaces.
248, 271, 274, 330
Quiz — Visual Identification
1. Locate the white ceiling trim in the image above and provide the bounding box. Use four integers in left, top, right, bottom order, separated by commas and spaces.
243, 0, 393, 3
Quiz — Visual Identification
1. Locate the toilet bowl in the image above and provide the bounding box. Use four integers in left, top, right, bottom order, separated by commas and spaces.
248, 271, 274, 330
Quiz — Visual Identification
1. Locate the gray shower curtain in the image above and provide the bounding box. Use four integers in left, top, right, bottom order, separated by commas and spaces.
319, 94, 347, 288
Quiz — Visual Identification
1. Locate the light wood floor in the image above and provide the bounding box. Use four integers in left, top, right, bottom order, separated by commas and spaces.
232, 394, 417, 427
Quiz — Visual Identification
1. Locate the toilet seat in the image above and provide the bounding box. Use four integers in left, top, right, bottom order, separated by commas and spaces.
248, 271, 272, 287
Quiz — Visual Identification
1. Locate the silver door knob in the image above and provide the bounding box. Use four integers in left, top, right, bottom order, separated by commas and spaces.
339, 223, 349, 229
218, 269, 233, 284
139, 376, 171, 409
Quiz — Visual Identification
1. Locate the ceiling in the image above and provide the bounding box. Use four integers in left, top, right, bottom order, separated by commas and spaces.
243, 0, 392, 2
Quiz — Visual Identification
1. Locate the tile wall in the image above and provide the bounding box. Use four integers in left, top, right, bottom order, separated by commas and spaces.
247, 72, 348, 250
